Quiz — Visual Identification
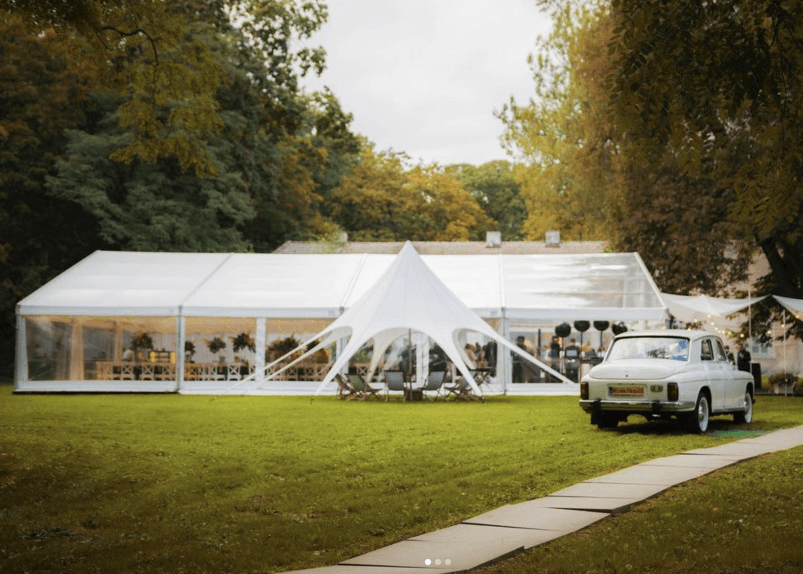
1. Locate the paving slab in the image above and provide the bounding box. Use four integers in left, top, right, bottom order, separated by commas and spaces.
685, 442, 779, 457
283, 566, 453, 574
549, 480, 670, 500
343, 524, 560, 570
531, 495, 642, 515
640, 454, 745, 469
409, 522, 565, 552
464, 502, 608, 532
743, 428, 803, 449
584, 463, 712, 486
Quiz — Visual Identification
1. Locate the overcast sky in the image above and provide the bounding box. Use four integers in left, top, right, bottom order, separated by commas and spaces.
301, 0, 552, 166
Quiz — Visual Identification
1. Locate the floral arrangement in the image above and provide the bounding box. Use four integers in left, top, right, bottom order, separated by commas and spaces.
131, 332, 154, 352
206, 336, 227, 354
266, 336, 302, 361
231, 332, 256, 353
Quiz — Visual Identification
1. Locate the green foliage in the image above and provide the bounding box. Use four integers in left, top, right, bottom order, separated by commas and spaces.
607, 0, 803, 306
2, 1, 329, 176
504, 2, 754, 295
0, 14, 108, 379
499, 3, 617, 242
446, 161, 526, 241
326, 144, 496, 241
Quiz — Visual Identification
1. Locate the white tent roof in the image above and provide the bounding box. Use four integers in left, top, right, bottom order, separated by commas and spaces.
278, 242, 574, 394
774, 295, 803, 317
16, 251, 230, 316
661, 293, 768, 322
19, 250, 666, 322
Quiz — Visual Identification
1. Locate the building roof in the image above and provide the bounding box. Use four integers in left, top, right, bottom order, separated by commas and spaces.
273, 240, 608, 255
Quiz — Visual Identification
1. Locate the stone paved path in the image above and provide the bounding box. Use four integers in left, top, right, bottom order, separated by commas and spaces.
282, 425, 803, 574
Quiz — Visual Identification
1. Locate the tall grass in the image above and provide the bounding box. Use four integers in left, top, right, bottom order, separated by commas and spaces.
1, 386, 801, 573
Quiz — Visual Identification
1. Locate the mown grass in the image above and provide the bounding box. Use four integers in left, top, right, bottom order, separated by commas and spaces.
0, 384, 801, 573
481, 445, 803, 574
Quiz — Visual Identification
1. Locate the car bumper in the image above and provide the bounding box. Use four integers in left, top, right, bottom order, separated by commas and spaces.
579, 398, 696, 414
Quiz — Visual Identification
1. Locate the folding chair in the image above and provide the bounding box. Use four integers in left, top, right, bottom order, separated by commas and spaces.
383, 369, 407, 401
335, 373, 357, 400
445, 371, 480, 401
346, 373, 382, 400
418, 370, 447, 400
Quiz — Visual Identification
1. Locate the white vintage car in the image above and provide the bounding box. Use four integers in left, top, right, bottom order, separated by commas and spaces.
579, 330, 755, 433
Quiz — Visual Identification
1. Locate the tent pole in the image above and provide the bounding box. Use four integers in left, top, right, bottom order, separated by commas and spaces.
177, 314, 185, 393
500, 316, 510, 394
255, 318, 266, 385
14, 308, 27, 390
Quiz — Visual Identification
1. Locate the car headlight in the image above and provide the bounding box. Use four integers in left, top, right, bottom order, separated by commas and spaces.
580, 381, 589, 400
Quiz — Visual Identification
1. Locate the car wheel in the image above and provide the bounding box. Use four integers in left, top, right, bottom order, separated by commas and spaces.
687, 392, 710, 434
733, 390, 753, 424
597, 412, 620, 429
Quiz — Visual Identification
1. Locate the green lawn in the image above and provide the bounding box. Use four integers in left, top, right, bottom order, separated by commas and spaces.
1, 385, 802, 573
481, 446, 803, 574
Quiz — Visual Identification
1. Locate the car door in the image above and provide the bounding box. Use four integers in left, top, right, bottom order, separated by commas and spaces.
700, 337, 727, 412
715, 338, 742, 409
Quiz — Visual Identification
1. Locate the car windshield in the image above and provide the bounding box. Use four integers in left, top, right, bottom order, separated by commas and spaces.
606, 336, 689, 362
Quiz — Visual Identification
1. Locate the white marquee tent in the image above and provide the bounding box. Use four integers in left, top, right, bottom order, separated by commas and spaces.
253, 242, 574, 396
15, 248, 667, 394
661, 293, 768, 323
775, 295, 803, 317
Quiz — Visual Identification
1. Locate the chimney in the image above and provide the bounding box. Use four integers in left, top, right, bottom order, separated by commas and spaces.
486, 231, 501, 248
545, 230, 560, 247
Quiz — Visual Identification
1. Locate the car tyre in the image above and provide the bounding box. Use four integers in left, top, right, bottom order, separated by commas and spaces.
596, 412, 620, 429
733, 390, 753, 424
687, 392, 710, 434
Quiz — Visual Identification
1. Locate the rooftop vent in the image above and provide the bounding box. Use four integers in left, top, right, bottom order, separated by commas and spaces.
486, 231, 501, 248
545, 230, 561, 247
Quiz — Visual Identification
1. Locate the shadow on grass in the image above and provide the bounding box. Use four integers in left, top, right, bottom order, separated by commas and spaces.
608, 414, 782, 437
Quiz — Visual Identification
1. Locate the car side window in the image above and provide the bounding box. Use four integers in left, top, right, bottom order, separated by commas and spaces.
715, 340, 728, 362
701, 339, 714, 361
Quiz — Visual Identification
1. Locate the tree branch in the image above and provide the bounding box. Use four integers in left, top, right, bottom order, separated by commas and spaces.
98, 25, 158, 66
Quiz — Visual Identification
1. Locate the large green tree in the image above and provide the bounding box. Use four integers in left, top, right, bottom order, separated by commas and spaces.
0, 14, 109, 379
504, 1, 753, 296
499, 3, 619, 242
446, 161, 526, 241
2, 0, 327, 176
606, 0, 803, 336
326, 145, 495, 241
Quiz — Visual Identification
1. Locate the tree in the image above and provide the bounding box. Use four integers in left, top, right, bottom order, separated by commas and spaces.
607, 0, 803, 306
405, 166, 496, 241
0, 14, 108, 379
446, 161, 526, 241
498, 3, 618, 242
1, 0, 328, 176
501, 1, 754, 297
325, 145, 414, 241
